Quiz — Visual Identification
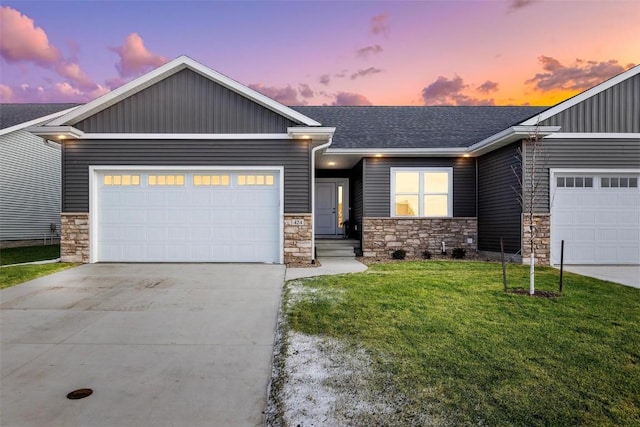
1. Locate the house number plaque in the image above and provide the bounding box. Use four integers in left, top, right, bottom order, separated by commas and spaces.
292, 219, 305, 226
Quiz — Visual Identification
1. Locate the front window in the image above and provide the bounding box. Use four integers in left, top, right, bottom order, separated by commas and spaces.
391, 168, 453, 217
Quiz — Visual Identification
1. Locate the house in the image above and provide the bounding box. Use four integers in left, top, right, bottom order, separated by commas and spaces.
28, 56, 639, 266
0, 104, 78, 248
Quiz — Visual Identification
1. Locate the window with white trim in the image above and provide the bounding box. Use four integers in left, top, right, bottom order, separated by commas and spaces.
391, 168, 453, 217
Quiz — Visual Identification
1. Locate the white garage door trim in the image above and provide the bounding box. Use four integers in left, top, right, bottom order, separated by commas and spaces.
89, 165, 285, 263
550, 168, 640, 266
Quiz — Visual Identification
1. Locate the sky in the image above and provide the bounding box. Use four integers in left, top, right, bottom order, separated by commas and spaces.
0, 0, 638, 106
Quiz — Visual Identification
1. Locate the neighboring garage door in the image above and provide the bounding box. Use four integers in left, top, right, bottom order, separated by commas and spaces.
551, 171, 640, 265
94, 168, 282, 263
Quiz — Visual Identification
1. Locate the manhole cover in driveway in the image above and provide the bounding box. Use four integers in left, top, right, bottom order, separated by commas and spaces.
67, 388, 93, 400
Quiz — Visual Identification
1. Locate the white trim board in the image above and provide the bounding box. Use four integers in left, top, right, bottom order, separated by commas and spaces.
49, 55, 321, 127
544, 133, 640, 139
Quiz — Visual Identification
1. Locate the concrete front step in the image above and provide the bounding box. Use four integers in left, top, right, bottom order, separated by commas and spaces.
316, 238, 359, 258
316, 248, 356, 257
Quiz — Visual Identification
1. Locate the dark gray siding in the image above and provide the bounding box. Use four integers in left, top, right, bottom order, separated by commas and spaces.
75, 69, 298, 133
478, 143, 522, 253
363, 157, 476, 217
539, 73, 640, 132
62, 139, 311, 213
524, 138, 640, 213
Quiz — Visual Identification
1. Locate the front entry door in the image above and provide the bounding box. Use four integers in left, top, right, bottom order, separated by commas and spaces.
316, 182, 337, 235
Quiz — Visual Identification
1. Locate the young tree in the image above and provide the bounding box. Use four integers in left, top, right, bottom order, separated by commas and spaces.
512, 119, 547, 295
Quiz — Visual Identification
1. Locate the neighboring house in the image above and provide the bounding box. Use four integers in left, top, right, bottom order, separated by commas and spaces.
0, 104, 78, 248
28, 56, 639, 266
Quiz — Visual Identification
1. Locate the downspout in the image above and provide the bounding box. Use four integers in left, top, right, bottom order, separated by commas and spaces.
310, 137, 333, 263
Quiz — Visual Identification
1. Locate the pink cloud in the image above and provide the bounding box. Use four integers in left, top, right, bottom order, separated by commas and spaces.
56, 61, 97, 90
332, 92, 372, 106
356, 44, 383, 58
0, 6, 61, 67
526, 56, 634, 92
319, 74, 331, 85
0, 84, 15, 102
111, 33, 168, 78
421, 75, 495, 105
249, 83, 305, 105
371, 13, 390, 37
299, 83, 314, 99
477, 80, 499, 93
351, 67, 383, 80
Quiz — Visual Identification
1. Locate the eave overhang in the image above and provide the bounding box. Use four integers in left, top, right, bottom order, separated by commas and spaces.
287, 126, 336, 141
467, 125, 561, 156
26, 125, 85, 141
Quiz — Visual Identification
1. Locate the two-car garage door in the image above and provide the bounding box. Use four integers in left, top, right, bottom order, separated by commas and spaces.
551, 171, 640, 265
94, 168, 282, 263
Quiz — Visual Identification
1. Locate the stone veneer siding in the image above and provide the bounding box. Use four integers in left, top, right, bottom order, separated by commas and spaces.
61, 213, 90, 263
362, 217, 477, 259
284, 213, 313, 265
522, 213, 550, 266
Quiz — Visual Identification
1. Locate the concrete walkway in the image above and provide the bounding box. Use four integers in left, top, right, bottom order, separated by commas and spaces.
562, 265, 639, 289
285, 257, 368, 281
0, 263, 285, 427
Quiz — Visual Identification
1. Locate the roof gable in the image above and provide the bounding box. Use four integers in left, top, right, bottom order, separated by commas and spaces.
49, 55, 320, 128
74, 68, 299, 134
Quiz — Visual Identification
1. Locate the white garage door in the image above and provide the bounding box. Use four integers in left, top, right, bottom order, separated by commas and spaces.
94, 168, 282, 263
551, 171, 640, 265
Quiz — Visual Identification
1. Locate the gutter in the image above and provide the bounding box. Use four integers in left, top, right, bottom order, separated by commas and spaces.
310, 137, 334, 263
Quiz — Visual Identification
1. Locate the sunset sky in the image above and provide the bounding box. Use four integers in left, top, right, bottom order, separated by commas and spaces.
1, 0, 638, 106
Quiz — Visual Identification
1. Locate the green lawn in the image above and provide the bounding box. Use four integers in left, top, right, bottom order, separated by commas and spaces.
282, 261, 640, 426
0, 263, 77, 289
0, 244, 60, 266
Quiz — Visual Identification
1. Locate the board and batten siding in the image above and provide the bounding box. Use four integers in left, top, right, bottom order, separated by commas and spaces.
74, 69, 299, 134
363, 157, 476, 217
477, 142, 523, 253
539, 73, 640, 133
524, 138, 640, 213
0, 130, 61, 241
62, 139, 311, 213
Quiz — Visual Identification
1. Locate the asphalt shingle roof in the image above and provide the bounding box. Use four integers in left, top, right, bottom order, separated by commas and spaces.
0, 103, 79, 130
293, 106, 548, 149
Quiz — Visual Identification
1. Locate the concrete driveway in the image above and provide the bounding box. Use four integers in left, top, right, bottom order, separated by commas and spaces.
562, 265, 640, 288
0, 263, 285, 427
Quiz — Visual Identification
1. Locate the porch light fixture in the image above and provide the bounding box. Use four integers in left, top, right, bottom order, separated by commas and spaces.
375, 154, 382, 157
328, 161, 336, 166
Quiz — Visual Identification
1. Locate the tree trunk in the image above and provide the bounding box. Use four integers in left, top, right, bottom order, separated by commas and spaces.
529, 224, 535, 295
